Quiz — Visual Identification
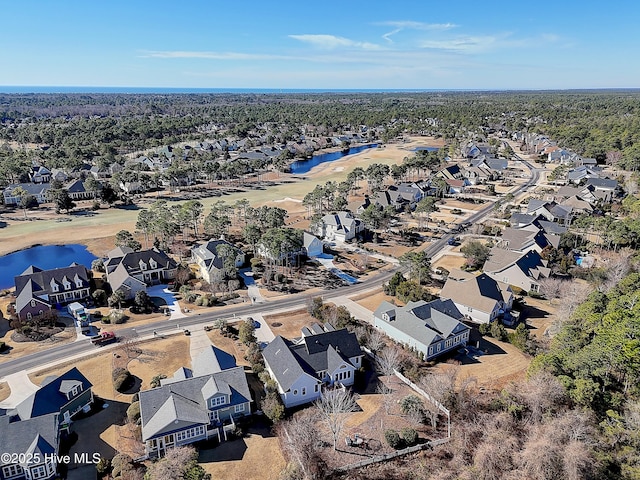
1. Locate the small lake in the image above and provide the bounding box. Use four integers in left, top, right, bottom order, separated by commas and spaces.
0, 244, 98, 290
290, 144, 378, 174
412, 146, 439, 152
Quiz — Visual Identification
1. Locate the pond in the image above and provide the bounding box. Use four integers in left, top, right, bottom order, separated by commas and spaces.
412, 146, 439, 152
290, 144, 378, 174
0, 244, 98, 290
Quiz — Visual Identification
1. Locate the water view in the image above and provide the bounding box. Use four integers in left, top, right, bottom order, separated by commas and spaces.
290, 144, 378, 174
0, 244, 98, 289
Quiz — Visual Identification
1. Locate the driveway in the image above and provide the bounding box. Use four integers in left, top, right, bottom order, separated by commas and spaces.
239, 269, 265, 304
0, 371, 40, 409
147, 285, 186, 320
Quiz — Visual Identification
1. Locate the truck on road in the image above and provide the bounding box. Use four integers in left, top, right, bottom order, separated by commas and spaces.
90, 331, 117, 346
68, 302, 91, 333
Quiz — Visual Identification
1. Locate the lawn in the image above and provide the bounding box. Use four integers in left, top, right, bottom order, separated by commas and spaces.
0, 382, 10, 402
263, 309, 315, 339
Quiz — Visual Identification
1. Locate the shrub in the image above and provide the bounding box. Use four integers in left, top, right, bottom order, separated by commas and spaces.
110, 453, 133, 478
108, 310, 127, 324
131, 393, 139, 402
401, 427, 418, 446
150, 374, 167, 388
95, 457, 110, 475
0, 342, 5, 352
385, 429, 403, 449
112, 368, 132, 392
126, 401, 140, 423
510, 285, 527, 296
262, 391, 285, 423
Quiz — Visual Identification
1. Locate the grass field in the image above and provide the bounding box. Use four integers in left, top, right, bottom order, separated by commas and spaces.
0, 136, 443, 255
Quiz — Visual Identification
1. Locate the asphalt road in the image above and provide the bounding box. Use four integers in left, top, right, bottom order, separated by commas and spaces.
0, 158, 540, 379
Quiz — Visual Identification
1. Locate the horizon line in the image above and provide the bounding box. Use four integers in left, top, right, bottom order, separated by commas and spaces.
1, 86, 640, 94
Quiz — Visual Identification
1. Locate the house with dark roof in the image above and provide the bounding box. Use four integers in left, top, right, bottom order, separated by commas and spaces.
14, 264, 91, 321
314, 211, 363, 242
12, 367, 93, 427
436, 165, 463, 181
499, 226, 551, 253
440, 270, 513, 324
105, 246, 177, 300
3, 183, 51, 205
483, 248, 550, 293
64, 179, 93, 200
139, 345, 251, 457
29, 165, 51, 184
372, 299, 470, 360
262, 324, 364, 408
191, 239, 245, 284
0, 413, 59, 480
526, 200, 572, 224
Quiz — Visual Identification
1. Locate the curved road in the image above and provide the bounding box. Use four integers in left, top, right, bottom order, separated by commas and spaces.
0, 157, 541, 380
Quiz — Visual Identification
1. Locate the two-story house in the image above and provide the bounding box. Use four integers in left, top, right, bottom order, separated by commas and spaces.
373, 299, 470, 361
314, 211, 363, 243
139, 346, 252, 457
0, 414, 59, 480
483, 248, 550, 293
13, 367, 93, 428
262, 324, 364, 408
191, 239, 245, 283
105, 246, 177, 300
440, 270, 514, 324
14, 264, 91, 321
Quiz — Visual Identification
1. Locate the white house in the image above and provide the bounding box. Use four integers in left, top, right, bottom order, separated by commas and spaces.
262, 324, 364, 408
315, 211, 363, 243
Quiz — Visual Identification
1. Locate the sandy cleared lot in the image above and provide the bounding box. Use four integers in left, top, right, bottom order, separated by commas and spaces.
437, 337, 531, 391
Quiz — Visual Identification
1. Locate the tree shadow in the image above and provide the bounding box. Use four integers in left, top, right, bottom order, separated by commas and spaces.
523, 304, 551, 319
122, 375, 142, 394
198, 437, 248, 463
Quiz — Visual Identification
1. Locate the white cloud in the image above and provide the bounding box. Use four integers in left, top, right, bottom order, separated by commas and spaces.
378, 20, 458, 31
288, 34, 381, 50
420, 35, 501, 53
139, 51, 288, 60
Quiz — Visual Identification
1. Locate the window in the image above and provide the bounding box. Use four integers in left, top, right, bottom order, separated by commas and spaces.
26, 312, 32, 320
2, 464, 23, 478
31, 300, 36, 307
210, 396, 225, 407
30, 465, 48, 479
428, 347, 433, 356
176, 426, 205, 442
293, 389, 298, 395
63, 282, 71, 290
209, 410, 219, 422
234, 404, 245, 413
314, 384, 319, 392
467, 306, 473, 312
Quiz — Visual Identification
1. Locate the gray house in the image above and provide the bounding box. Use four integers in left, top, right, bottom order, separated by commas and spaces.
139, 345, 251, 457
373, 299, 470, 360
0, 414, 59, 480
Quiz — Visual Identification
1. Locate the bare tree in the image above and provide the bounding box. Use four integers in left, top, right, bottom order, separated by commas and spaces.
597, 247, 634, 292
376, 382, 395, 415
119, 335, 142, 359
374, 346, 401, 376
277, 410, 323, 479
144, 446, 203, 479
366, 328, 385, 355
538, 276, 565, 302
315, 388, 359, 451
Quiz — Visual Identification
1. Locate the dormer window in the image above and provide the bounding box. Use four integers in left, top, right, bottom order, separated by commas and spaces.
210, 396, 225, 408
31, 300, 36, 307
50, 278, 59, 293
139, 260, 147, 271
149, 259, 157, 269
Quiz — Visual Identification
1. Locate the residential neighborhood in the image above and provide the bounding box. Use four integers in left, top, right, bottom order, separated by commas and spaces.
0, 90, 638, 480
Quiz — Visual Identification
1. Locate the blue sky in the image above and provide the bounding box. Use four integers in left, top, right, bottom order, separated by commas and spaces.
1, 0, 638, 90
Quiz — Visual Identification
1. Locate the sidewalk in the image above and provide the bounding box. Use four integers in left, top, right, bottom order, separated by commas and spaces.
331, 296, 374, 325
